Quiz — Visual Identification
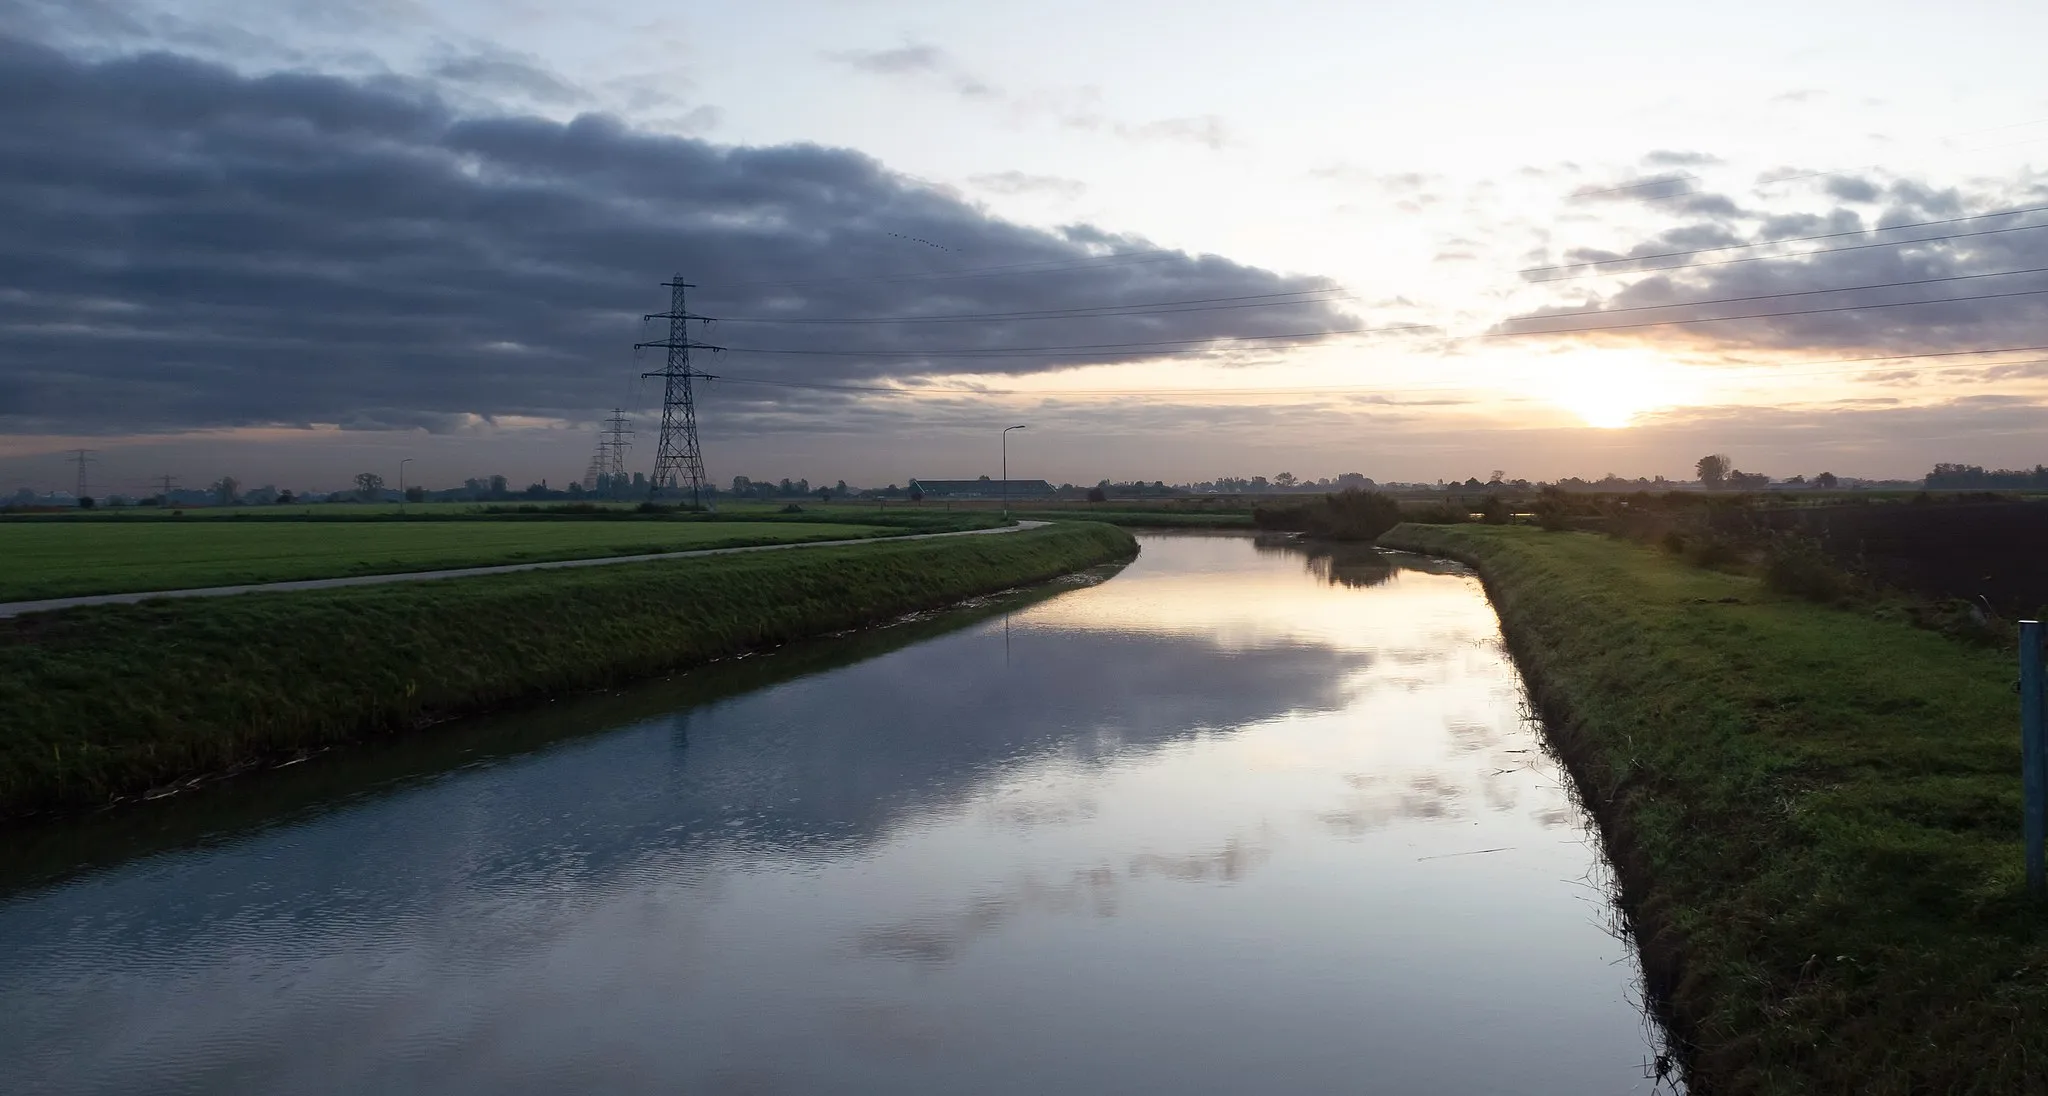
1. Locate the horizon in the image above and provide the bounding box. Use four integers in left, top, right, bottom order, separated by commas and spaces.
4, 1, 2047, 492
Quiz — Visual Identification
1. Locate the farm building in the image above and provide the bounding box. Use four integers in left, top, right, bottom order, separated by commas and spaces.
908, 478, 1057, 500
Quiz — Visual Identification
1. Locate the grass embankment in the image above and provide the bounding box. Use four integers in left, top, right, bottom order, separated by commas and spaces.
1012, 508, 1251, 528
1379, 524, 2044, 1094
0, 520, 899, 601
0, 522, 1135, 818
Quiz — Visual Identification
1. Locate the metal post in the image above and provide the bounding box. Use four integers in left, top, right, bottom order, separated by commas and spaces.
1002, 424, 1026, 521
2023, 619, 2046, 898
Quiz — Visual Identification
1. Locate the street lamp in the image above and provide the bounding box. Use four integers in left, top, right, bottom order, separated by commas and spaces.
1001, 424, 1027, 521
398, 458, 413, 511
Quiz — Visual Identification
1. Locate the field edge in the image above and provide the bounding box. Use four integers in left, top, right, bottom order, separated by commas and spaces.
0, 522, 1137, 820
1379, 521, 2041, 1096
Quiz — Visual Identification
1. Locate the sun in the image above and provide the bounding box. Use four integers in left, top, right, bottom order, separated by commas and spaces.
1539, 350, 1699, 429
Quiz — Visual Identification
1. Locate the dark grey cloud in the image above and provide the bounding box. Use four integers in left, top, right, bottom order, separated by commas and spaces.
0, 37, 1347, 435
1823, 175, 1882, 203
1506, 170, 2048, 357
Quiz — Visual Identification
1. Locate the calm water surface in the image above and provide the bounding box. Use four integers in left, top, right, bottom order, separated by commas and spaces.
0, 532, 1671, 1094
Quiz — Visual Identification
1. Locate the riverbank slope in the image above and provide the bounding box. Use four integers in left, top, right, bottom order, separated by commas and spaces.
0, 522, 1135, 819
1380, 523, 2043, 1095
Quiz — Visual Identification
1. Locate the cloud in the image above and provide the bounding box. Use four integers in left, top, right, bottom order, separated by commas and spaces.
0, 36, 1348, 436
829, 41, 1225, 149
431, 47, 587, 106
1643, 149, 1721, 168
967, 171, 1087, 200
824, 41, 997, 100
826, 43, 947, 75
1503, 170, 2048, 359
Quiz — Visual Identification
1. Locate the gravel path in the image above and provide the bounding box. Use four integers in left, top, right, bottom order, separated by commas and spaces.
0, 521, 1050, 620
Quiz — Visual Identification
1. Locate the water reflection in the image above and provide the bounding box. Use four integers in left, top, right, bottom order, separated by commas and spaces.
0, 533, 1673, 1096
1253, 533, 1398, 589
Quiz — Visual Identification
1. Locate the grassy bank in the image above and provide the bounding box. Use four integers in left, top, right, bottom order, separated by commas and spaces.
1011, 508, 1251, 528
1380, 524, 2043, 1094
0, 519, 899, 601
0, 522, 1135, 819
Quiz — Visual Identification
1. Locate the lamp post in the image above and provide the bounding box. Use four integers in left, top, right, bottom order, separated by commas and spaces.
398, 458, 413, 511
1001, 424, 1027, 521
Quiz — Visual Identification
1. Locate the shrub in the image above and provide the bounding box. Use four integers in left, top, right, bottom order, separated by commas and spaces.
1684, 532, 1743, 569
1763, 533, 1855, 603
1310, 490, 1405, 539
1407, 503, 1471, 524
1533, 488, 1572, 532
1479, 494, 1510, 525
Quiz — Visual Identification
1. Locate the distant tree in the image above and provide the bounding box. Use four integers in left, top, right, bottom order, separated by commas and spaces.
1696, 454, 1730, 489
818, 487, 832, 503
405, 486, 426, 502
732, 475, 752, 494
213, 476, 240, 505
1726, 470, 1770, 490
277, 490, 296, 505
77, 495, 96, 509
1463, 476, 1485, 489
908, 485, 924, 504
1086, 485, 1108, 504
1479, 494, 1510, 524
1273, 472, 1297, 489
353, 472, 384, 501
1814, 471, 1839, 489
1489, 469, 1506, 486
835, 480, 849, 496
1783, 474, 1807, 486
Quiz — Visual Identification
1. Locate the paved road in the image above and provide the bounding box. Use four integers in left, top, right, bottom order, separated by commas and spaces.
0, 521, 1051, 620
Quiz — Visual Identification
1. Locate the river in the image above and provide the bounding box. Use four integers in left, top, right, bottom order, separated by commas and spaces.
0, 531, 1673, 1095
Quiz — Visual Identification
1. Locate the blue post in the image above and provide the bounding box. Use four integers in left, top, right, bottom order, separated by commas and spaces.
2024, 620, 2046, 899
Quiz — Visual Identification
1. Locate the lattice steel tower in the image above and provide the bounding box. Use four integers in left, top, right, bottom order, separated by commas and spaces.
633, 276, 721, 505
602, 408, 633, 489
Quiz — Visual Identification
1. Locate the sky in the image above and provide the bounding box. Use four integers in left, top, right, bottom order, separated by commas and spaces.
3, 0, 2047, 494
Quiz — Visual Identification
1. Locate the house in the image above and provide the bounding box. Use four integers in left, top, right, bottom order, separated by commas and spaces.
908, 478, 1056, 500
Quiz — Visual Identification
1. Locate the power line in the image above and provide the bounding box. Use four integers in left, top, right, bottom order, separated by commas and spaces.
704, 343, 2048, 402
711, 277, 2048, 359
1524, 204, 2048, 280
710, 288, 1352, 325
1495, 284, 2048, 338
1502, 265, 2048, 326
697, 249, 1184, 293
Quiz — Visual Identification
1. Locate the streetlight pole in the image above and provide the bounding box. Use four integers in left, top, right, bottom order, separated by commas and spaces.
399, 458, 413, 512
1001, 424, 1027, 522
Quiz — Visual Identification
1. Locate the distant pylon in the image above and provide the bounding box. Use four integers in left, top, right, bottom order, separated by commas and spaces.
70, 449, 97, 499
632, 276, 722, 506
602, 408, 633, 494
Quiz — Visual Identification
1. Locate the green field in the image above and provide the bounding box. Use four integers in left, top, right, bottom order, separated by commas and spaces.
0, 520, 895, 601
1381, 523, 2041, 1095
0, 522, 1138, 817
